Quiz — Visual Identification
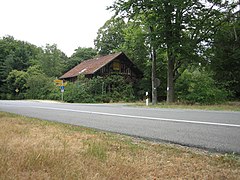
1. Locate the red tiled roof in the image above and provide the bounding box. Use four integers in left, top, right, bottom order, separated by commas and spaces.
60, 52, 122, 79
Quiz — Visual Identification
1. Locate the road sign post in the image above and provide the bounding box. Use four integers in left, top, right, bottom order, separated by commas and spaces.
60, 86, 64, 101
54, 79, 67, 101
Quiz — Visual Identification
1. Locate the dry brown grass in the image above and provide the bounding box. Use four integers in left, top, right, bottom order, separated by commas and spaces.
0, 112, 239, 179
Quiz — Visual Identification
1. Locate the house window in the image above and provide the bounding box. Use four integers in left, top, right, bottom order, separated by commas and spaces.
113, 60, 120, 72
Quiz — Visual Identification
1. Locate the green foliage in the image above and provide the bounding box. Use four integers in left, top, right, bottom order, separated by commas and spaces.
26, 65, 44, 76
64, 75, 135, 103
26, 65, 60, 100
71, 47, 97, 59
0, 36, 40, 72
26, 74, 59, 100
85, 141, 107, 161
111, 0, 237, 102
120, 20, 149, 72
94, 17, 126, 55
64, 81, 93, 103
211, 20, 240, 99
6, 70, 28, 99
176, 69, 228, 104
32, 44, 68, 78
103, 75, 135, 102
66, 47, 97, 71
94, 16, 162, 101
0, 36, 41, 98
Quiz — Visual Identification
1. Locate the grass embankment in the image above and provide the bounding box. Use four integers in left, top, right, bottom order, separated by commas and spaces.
132, 101, 240, 111
0, 112, 240, 179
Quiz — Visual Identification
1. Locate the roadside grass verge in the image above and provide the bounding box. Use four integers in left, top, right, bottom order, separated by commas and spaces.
0, 112, 239, 179
131, 101, 240, 111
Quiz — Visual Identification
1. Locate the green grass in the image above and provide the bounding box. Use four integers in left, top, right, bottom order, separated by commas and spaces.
85, 140, 107, 161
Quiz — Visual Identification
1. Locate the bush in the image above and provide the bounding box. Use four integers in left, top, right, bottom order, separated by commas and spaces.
6, 70, 28, 99
64, 82, 94, 103
26, 74, 59, 100
64, 75, 135, 103
176, 69, 228, 104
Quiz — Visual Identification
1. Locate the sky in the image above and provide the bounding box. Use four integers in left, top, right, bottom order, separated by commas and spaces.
0, 0, 115, 56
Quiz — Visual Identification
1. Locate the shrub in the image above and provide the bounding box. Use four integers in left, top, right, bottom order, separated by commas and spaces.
64, 82, 93, 103
26, 74, 59, 100
64, 75, 135, 103
6, 70, 28, 99
176, 69, 228, 104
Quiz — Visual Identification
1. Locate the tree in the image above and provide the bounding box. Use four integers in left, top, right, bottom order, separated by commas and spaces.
0, 36, 40, 72
211, 18, 240, 99
66, 47, 97, 70
119, 20, 155, 99
111, 0, 237, 103
94, 17, 126, 55
0, 36, 41, 98
6, 70, 28, 99
119, 20, 149, 71
95, 15, 169, 102
33, 44, 68, 78
26, 65, 59, 100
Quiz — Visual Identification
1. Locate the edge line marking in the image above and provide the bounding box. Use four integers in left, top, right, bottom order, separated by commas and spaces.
25, 106, 240, 128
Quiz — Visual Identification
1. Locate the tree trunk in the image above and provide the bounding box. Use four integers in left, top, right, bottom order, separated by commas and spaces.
151, 45, 157, 105
149, 26, 157, 105
163, 2, 175, 103
167, 48, 175, 103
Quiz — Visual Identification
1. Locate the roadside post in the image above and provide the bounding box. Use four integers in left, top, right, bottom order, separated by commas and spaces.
146, 92, 149, 106
54, 79, 67, 102
60, 85, 64, 101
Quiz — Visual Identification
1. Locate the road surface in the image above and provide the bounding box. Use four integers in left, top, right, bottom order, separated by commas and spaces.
0, 100, 240, 153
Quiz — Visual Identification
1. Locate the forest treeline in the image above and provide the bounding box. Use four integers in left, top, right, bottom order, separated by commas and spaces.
0, 0, 239, 104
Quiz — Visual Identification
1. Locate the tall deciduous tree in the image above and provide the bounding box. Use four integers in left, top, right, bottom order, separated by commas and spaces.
94, 17, 126, 55
0, 36, 41, 98
111, 0, 237, 103
33, 44, 68, 78
118, 20, 148, 71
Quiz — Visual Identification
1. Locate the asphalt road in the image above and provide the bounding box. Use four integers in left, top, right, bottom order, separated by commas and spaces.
1, 100, 240, 153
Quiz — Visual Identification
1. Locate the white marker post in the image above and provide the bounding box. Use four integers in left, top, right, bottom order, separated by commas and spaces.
146, 92, 149, 106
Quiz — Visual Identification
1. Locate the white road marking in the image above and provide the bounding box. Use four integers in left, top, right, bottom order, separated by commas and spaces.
17, 105, 240, 128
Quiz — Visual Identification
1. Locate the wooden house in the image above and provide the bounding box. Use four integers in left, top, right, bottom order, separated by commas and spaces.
60, 52, 143, 82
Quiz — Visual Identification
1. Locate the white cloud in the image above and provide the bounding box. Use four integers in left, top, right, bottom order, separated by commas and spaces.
0, 0, 115, 56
